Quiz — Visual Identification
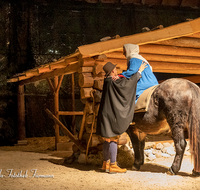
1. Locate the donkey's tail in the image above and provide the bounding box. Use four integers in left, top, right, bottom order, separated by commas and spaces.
188, 82, 200, 172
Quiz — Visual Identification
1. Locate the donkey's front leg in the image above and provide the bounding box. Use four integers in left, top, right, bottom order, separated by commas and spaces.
167, 127, 186, 175
126, 125, 146, 171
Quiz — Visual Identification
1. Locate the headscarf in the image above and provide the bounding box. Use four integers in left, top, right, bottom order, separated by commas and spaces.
123, 44, 152, 71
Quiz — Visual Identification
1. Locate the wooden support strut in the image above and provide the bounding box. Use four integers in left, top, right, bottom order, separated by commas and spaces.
17, 85, 26, 140
45, 109, 86, 153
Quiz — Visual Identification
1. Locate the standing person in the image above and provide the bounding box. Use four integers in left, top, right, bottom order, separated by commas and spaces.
96, 61, 147, 174
121, 44, 158, 102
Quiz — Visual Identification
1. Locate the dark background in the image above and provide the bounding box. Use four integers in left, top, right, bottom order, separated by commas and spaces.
0, 0, 200, 144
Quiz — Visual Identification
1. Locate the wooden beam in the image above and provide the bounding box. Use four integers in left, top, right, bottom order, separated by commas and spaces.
78, 18, 200, 57
55, 75, 64, 93
113, 44, 200, 57
49, 57, 78, 70
153, 37, 200, 48
46, 78, 55, 93
71, 73, 76, 134
58, 111, 84, 115
19, 62, 79, 85
106, 52, 200, 64
140, 44, 200, 57
54, 76, 60, 149
187, 32, 200, 38
182, 75, 200, 83
18, 85, 26, 140
96, 58, 200, 74
159, 75, 200, 84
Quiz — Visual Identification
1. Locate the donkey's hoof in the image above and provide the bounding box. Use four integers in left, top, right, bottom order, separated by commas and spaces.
166, 168, 175, 175
192, 169, 200, 177
132, 163, 141, 171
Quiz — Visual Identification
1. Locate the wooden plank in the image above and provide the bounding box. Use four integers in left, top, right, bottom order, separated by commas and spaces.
187, 32, 200, 38
80, 87, 93, 99
18, 85, 26, 140
71, 73, 76, 134
54, 76, 60, 149
182, 75, 200, 83
78, 18, 200, 57
96, 58, 200, 74
78, 67, 93, 73
38, 66, 51, 73
106, 52, 200, 64
46, 78, 55, 93
154, 37, 200, 48
79, 73, 94, 87
50, 57, 78, 70
19, 63, 79, 85
153, 69, 200, 74
140, 44, 200, 57
58, 111, 84, 115
80, 57, 95, 67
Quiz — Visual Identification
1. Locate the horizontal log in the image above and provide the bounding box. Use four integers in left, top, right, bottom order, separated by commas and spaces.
80, 87, 93, 99
151, 61, 200, 71
58, 111, 84, 115
93, 64, 104, 75
78, 66, 93, 73
182, 75, 200, 84
79, 73, 94, 87
154, 37, 200, 48
80, 57, 95, 67
97, 54, 107, 60
187, 32, 200, 38
96, 58, 200, 74
139, 44, 200, 57
114, 44, 200, 57
106, 52, 200, 64
93, 80, 104, 90
154, 69, 200, 74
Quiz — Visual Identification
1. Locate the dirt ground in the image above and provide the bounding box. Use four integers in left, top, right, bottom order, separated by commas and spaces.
0, 137, 200, 190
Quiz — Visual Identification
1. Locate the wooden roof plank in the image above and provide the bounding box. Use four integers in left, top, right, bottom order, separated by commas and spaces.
19, 62, 79, 85
78, 18, 200, 57
139, 44, 200, 57
154, 37, 200, 48
106, 52, 200, 64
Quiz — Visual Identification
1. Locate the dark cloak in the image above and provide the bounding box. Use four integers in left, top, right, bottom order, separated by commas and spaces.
96, 73, 140, 138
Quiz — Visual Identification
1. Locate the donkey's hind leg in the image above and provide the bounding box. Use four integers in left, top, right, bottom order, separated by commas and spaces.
126, 125, 146, 171
167, 127, 187, 175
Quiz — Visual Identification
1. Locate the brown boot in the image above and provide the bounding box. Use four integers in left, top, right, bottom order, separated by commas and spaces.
109, 162, 127, 174
102, 160, 110, 173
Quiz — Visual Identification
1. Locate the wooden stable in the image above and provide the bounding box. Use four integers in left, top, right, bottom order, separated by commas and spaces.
8, 17, 200, 152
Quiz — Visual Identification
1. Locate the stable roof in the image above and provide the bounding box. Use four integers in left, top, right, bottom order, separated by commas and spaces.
8, 17, 200, 84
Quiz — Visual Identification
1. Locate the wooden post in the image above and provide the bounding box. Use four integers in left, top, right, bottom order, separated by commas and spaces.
71, 73, 76, 134
18, 85, 26, 141
54, 76, 60, 149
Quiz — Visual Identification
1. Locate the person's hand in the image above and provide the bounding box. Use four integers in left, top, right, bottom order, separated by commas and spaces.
139, 61, 148, 73
112, 76, 119, 81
